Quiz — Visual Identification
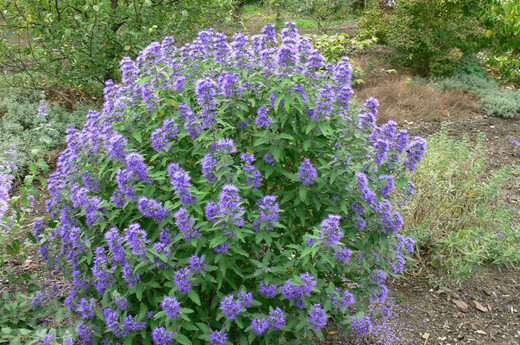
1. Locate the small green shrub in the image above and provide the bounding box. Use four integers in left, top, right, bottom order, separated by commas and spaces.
304, 33, 377, 84
398, 125, 520, 283
37, 23, 423, 344
357, 8, 397, 45
0, 77, 89, 182
429, 72, 520, 118
479, 51, 520, 86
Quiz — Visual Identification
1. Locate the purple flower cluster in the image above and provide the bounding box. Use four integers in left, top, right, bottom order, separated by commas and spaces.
255, 105, 273, 128
254, 195, 279, 231
174, 207, 199, 240
0, 161, 15, 223
251, 306, 286, 334
209, 331, 227, 345
125, 152, 152, 182
201, 153, 218, 182
336, 247, 353, 263
258, 281, 277, 298
307, 303, 327, 330
172, 267, 192, 294
208, 184, 245, 228
161, 296, 180, 318
138, 197, 170, 221
151, 118, 179, 152
329, 288, 355, 309
152, 327, 175, 345
404, 137, 427, 171
37, 100, 48, 119
240, 152, 262, 189
298, 158, 317, 185
320, 214, 343, 246
280, 273, 315, 305
220, 291, 252, 320
168, 163, 196, 204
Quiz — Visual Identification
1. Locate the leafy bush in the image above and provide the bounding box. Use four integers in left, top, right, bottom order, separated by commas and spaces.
429, 72, 520, 118
398, 125, 520, 283
38, 23, 423, 344
480, 0, 520, 55
479, 51, 520, 86
359, 0, 482, 76
357, 8, 397, 45
304, 33, 377, 84
0, 0, 233, 94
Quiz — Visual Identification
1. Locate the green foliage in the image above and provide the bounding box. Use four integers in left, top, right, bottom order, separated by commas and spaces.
480, 51, 520, 85
357, 8, 397, 45
0, 0, 233, 94
359, 0, 482, 76
480, 0, 520, 54
429, 70, 520, 118
398, 125, 520, 283
0, 291, 63, 344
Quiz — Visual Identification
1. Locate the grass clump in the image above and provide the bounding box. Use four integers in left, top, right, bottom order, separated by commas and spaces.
398, 125, 520, 283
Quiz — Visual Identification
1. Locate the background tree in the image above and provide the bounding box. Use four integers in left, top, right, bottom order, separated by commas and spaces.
0, 0, 233, 94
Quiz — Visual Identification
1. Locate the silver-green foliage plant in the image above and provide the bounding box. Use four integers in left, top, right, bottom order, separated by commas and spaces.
398, 125, 520, 283
38, 23, 425, 344
0, 80, 87, 181
430, 72, 520, 118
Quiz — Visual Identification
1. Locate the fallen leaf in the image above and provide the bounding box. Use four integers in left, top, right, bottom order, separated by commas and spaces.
473, 300, 488, 312
475, 330, 487, 335
453, 299, 468, 310
22, 259, 34, 268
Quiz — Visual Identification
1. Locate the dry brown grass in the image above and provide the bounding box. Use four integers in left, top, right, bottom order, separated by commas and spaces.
352, 56, 481, 125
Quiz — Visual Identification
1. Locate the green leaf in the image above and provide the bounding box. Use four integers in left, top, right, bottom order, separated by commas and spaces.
55, 307, 64, 324
299, 186, 308, 202
188, 289, 201, 306
29, 162, 38, 174
132, 131, 142, 143
24, 175, 34, 188
284, 93, 292, 113
274, 93, 284, 113
175, 333, 193, 345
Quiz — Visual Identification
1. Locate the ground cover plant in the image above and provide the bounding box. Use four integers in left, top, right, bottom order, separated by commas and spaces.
27, 23, 426, 344
0, 76, 88, 181
427, 65, 520, 119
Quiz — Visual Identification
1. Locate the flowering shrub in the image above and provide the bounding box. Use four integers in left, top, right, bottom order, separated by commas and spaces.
39, 23, 425, 344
